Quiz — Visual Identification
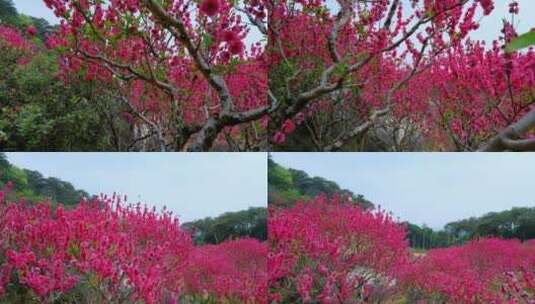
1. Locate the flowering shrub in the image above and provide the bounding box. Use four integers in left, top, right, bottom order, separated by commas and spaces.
0, 25, 35, 65
0, 192, 192, 303
400, 238, 535, 303
0, 188, 267, 303
268, 195, 410, 303
0, 26, 32, 51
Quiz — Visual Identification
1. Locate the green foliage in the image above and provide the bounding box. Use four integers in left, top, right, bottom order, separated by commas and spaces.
268, 56, 324, 110
3, 166, 27, 190
268, 156, 374, 209
0, 153, 8, 168
267, 158, 293, 191
0, 153, 90, 205
506, 30, 535, 53
182, 207, 267, 245
446, 207, 535, 241
0, 50, 130, 151
0, 0, 19, 27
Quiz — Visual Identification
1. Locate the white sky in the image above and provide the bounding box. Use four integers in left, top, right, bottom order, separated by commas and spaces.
6, 153, 267, 223
273, 153, 535, 230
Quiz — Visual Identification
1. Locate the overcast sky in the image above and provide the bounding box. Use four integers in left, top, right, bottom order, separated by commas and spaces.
272, 153, 535, 230
6, 153, 267, 223
13, 0, 534, 46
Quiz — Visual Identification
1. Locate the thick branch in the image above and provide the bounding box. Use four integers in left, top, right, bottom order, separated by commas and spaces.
239, 8, 267, 35
186, 105, 271, 151
479, 107, 535, 151
328, 1, 354, 63
144, 0, 270, 151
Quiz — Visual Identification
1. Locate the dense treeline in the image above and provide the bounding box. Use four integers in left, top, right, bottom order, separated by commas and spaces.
268, 156, 373, 209
446, 207, 535, 241
0, 0, 131, 151
406, 223, 461, 249
182, 207, 267, 245
408, 207, 535, 249
0, 153, 90, 205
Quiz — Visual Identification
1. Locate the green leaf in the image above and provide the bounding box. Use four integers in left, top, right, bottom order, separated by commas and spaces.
202, 33, 213, 49
505, 31, 535, 53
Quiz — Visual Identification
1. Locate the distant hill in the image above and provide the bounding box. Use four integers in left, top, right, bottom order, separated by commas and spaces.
182, 207, 267, 245
0, 153, 90, 205
445, 207, 535, 241
0, 0, 55, 40
268, 155, 374, 209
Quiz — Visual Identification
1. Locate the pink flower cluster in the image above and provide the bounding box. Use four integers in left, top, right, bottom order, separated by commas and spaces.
200, 0, 222, 16
400, 238, 535, 303
267, 0, 532, 151
268, 194, 535, 303
0, 26, 32, 51
184, 238, 267, 303
0, 193, 191, 302
0, 25, 38, 66
427, 38, 535, 148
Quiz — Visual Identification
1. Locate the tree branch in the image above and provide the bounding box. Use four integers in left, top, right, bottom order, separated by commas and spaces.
323, 107, 390, 151
479, 107, 535, 151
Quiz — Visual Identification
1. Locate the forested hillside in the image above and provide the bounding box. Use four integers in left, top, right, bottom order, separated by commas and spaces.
268, 156, 374, 208
0, 153, 90, 204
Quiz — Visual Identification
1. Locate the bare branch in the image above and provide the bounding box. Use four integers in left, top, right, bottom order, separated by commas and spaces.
383, 0, 399, 30
323, 107, 390, 151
